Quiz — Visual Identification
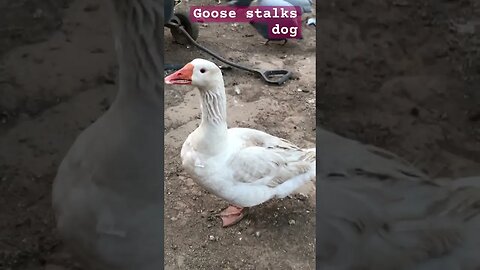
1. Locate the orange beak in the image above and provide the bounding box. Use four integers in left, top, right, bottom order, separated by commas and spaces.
164, 63, 194, 85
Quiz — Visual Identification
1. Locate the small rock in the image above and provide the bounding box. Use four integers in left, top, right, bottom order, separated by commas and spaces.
234, 86, 241, 95
307, 18, 316, 26
297, 88, 310, 93
288, 219, 296, 225
255, 231, 261, 237
209, 235, 216, 241
296, 194, 308, 201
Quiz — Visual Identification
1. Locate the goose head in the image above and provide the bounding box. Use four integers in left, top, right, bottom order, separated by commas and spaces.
165, 59, 224, 91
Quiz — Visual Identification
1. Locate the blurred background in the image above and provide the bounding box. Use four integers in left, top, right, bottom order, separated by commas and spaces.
317, 0, 480, 177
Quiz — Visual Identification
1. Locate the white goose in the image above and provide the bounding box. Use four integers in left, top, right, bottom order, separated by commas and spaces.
52, 1, 164, 269
165, 59, 315, 227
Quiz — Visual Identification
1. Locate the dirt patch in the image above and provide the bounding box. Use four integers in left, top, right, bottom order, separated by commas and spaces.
317, 0, 480, 178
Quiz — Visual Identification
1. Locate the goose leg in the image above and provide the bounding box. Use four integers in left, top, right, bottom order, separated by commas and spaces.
219, 205, 247, 227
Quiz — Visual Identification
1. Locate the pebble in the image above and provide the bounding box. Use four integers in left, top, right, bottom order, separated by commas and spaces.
307, 18, 316, 26
288, 219, 296, 225
255, 231, 261, 237
209, 235, 219, 241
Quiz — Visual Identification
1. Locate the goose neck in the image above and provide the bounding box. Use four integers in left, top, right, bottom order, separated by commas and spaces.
110, 0, 163, 105
198, 84, 228, 130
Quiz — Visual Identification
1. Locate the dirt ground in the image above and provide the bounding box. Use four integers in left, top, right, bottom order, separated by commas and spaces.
0, 0, 479, 270
317, 0, 480, 178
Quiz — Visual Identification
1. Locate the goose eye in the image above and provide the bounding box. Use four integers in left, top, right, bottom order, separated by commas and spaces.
200, 68, 206, 73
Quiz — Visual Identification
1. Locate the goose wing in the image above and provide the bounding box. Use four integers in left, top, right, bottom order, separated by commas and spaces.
227, 128, 315, 187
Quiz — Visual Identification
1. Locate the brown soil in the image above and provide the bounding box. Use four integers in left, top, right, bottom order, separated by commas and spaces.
317, 0, 480, 178
0, 0, 478, 270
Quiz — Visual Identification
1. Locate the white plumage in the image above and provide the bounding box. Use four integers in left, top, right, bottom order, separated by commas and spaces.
181, 127, 315, 207
165, 58, 315, 226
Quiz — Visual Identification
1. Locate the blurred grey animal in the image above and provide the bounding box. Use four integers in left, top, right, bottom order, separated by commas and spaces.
316, 127, 480, 270
52, 0, 165, 269
229, 0, 313, 45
